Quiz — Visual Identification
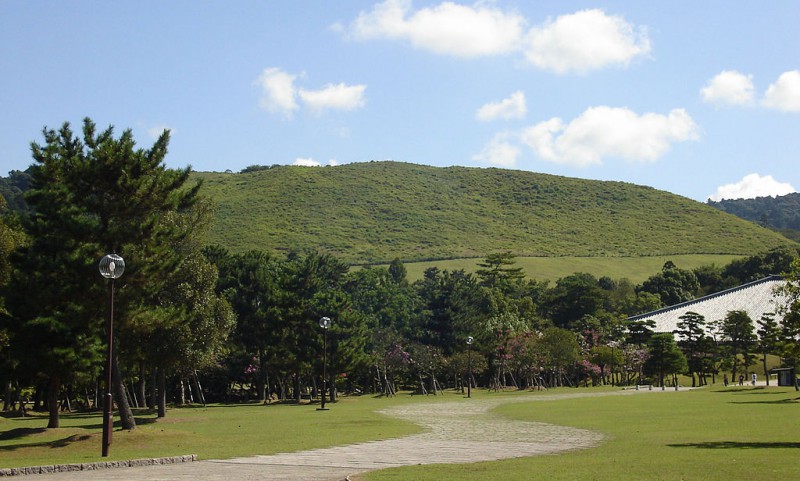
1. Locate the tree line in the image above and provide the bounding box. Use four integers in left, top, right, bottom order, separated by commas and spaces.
2, 118, 800, 432
708, 193, 800, 242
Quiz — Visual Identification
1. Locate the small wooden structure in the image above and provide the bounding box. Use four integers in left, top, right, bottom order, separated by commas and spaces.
770, 367, 797, 387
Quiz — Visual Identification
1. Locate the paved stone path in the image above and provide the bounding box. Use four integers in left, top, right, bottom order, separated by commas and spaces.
25, 389, 668, 481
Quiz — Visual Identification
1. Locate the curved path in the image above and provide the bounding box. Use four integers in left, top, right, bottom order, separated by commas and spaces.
29, 389, 663, 481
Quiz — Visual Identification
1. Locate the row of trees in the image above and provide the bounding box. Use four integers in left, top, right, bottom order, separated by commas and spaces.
2, 118, 800, 432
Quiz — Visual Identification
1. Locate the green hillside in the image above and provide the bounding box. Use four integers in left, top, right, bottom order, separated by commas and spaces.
195, 161, 796, 264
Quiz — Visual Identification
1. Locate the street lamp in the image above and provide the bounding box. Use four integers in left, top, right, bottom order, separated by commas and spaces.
318, 317, 331, 411
466, 336, 474, 398
99, 254, 124, 457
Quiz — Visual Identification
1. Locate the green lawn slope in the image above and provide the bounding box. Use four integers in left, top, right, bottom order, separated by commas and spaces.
399, 254, 745, 284
195, 162, 796, 264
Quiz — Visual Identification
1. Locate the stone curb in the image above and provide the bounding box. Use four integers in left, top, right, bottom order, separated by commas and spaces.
0, 454, 197, 477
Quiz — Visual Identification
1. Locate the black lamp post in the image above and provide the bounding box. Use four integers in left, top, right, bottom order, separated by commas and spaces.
318, 316, 331, 410
466, 336, 474, 398
99, 254, 124, 457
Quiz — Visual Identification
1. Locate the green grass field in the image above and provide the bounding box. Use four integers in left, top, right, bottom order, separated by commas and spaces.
362, 386, 800, 481
0, 396, 422, 469
2, 386, 798, 480
398, 254, 744, 283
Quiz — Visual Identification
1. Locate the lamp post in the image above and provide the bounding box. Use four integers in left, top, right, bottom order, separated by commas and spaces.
466, 336, 474, 398
99, 254, 124, 457
318, 317, 331, 411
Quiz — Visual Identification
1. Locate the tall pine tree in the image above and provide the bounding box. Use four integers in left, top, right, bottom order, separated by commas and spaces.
7, 118, 202, 428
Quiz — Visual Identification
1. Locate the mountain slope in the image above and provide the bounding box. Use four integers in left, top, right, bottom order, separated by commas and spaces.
708, 192, 800, 230
708, 193, 800, 242
195, 162, 796, 264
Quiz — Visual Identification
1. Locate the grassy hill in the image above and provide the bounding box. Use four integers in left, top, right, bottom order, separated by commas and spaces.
195, 161, 796, 265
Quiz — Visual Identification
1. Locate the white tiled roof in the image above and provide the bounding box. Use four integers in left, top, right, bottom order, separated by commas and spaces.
628, 275, 789, 334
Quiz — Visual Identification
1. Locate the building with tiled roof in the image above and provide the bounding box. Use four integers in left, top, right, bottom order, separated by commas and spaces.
628, 275, 789, 334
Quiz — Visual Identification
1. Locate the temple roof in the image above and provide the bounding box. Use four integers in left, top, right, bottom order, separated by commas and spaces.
628, 275, 789, 334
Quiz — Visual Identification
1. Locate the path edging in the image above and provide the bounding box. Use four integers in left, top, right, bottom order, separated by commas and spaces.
0, 454, 197, 477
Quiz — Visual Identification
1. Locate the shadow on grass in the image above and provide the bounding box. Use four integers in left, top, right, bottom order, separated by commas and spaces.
0, 431, 93, 452
729, 398, 800, 405
669, 441, 800, 449
718, 386, 773, 394
0, 427, 47, 441
0, 419, 157, 451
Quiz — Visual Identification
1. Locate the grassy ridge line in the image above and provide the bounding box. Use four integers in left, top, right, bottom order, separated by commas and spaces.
195, 162, 796, 264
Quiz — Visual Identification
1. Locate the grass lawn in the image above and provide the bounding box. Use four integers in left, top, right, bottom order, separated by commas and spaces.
3, 386, 798, 480
399, 254, 743, 284
0, 395, 422, 469
360, 386, 800, 481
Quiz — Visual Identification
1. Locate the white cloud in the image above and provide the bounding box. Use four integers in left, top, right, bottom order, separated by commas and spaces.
708, 173, 795, 201
762, 70, 800, 112
476, 91, 527, 121
298, 83, 367, 112
523, 9, 651, 74
346, 4, 651, 74
255, 67, 299, 117
348, 0, 525, 58
521, 106, 699, 167
256, 68, 367, 117
292, 157, 341, 167
473, 132, 520, 167
293, 157, 321, 167
700, 70, 755, 106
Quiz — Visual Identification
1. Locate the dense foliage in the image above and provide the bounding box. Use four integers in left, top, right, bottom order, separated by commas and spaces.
0, 119, 233, 427
2, 121, 800, 427
708, 192, 800, 231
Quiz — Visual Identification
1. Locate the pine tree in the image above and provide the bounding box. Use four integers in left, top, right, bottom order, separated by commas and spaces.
7, 118, 202, 428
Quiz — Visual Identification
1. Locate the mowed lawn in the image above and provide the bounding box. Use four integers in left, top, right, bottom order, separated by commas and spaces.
0, 395, 423, 469
400, 254, 744, 284
2, 385, 798, 481
361, 385, 800, 481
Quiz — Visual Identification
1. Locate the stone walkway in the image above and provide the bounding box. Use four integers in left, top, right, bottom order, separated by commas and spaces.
25, 389, 668, 481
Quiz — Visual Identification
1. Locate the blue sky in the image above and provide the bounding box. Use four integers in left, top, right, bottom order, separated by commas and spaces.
1, 1, 798, 202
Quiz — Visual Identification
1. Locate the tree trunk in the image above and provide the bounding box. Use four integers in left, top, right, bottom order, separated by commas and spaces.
3, 379, 11, 411
46, 376, 61, 428
257, 349, 267, 403
194, 371, 207, 406
139, 362, 147, 407
268, 372, 272, 404
149, 368, 157, 409
762, 353, 770, 386
157, 368, 167, 418
94, 377, 100, 411
179, 379, 188, 405
329, 371, 337, 402
182, 379, 187, 404
112, 354, 136, 430
127, 382, 137, 408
